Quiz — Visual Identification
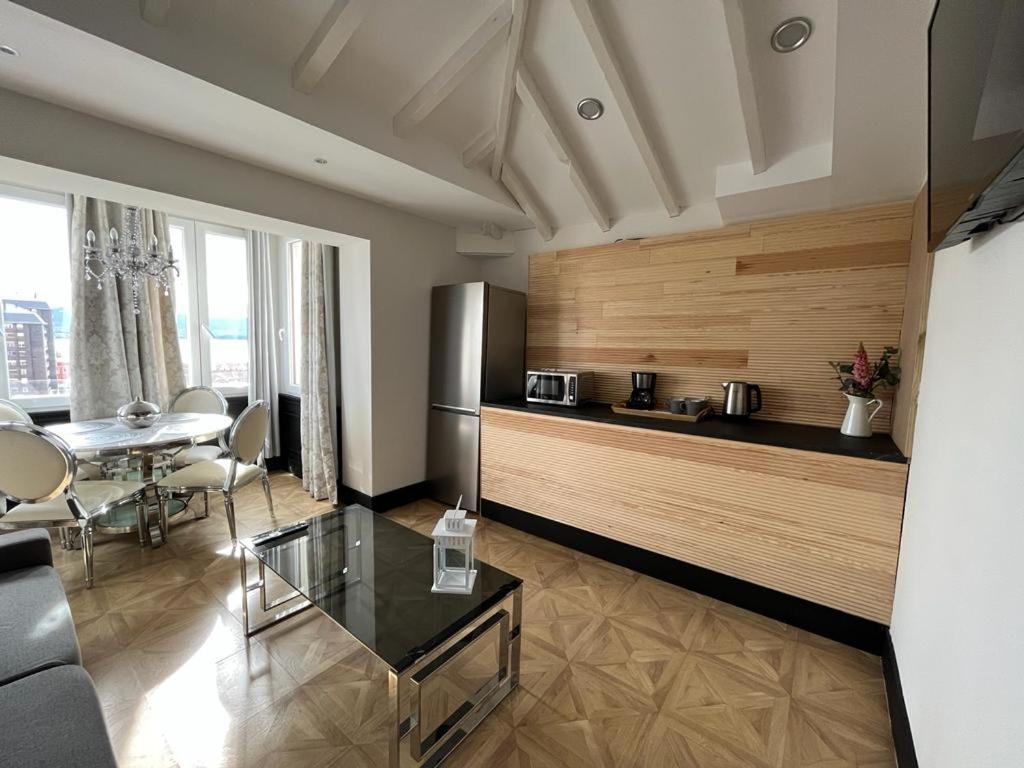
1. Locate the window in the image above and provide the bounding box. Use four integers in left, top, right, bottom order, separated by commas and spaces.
0, 184, 73, 410
203, 229, 249, 390
169, 220, 198, 386
0, 189, 257, 408
286, 239, 302, 392
168, 218, 249, 394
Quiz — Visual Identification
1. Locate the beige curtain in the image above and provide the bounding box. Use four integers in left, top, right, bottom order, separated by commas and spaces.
67, 195, 186, 420
247, 231, 280, 457
300, 242, 338, 503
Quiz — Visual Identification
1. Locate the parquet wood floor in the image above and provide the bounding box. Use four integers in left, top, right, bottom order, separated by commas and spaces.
46, 472, 897, 767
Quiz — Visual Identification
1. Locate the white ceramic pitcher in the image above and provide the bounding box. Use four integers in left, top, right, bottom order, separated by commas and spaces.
841, 394, 883, 437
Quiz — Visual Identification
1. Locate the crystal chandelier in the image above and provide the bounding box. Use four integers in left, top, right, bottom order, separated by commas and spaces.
82, 206, 178, 314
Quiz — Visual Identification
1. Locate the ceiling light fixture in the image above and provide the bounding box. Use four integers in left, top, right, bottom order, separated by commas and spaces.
576, 97, 604, 121
314, 157, 328, 165
82, 206, 178, 315
771, 17, 812, 53
0, 45, 19, 57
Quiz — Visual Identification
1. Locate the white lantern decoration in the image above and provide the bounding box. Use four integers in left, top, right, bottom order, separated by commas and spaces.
431, 496, 477, 594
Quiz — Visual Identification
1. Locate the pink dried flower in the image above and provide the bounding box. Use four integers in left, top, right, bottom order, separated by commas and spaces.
851, 343, 872, 389
829, 345, 900, 397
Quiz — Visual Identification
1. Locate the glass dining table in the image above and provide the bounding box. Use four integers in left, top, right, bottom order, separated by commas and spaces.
48, 412, 234, 544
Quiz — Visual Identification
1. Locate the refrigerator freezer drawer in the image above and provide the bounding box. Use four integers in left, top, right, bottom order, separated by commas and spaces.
427, 408, 481, 512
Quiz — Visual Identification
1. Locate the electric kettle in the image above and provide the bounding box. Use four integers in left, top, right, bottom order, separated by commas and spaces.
721, 381, 762, 417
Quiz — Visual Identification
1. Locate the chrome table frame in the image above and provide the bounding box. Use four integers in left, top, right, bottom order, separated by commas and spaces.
237, 545, 523, 767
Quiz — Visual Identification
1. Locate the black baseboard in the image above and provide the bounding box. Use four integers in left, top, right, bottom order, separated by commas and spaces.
481, 498, 888, 655
264, 456, 287, 472
277, 393, 303, 478
26, 408, 71, 427
340, 484, 374, 509
224, 394, 249, 419
881, 631, 919, 768
341, 481, 428, 513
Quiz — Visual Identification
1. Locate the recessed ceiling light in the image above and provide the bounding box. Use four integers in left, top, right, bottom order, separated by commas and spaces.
314, 157, 328, 165
0, 45, 19, 57
576, 97, 604, 121
771, 17, 812, 53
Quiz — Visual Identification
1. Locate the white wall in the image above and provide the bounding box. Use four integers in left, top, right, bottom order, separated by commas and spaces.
337, 242, 373, 495
369, 236, 483, 493
0, 88, 482, 495
890, 222, 1024, 768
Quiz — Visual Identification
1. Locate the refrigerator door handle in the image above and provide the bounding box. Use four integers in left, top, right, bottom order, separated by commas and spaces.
430, 404, 478, 415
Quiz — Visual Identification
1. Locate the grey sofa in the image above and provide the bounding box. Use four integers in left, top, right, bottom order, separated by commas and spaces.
0, 529, 118, 767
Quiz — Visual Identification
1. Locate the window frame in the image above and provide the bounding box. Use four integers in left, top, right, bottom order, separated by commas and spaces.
280, 238, 302, 396
168, 217, 202, 389
0, 183, 73, 412
168, 217, 250, 397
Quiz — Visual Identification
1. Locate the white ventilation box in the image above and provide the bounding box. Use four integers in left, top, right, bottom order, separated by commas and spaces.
456, 228, 515, 258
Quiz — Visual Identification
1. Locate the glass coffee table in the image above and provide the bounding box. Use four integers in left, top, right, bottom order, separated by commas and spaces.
238, 504, 523, 767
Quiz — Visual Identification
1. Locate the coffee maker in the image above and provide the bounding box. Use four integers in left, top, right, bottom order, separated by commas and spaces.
628, 371, 657, 410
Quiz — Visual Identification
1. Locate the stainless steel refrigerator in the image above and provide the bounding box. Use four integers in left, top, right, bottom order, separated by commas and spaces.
427, 282, 526, 512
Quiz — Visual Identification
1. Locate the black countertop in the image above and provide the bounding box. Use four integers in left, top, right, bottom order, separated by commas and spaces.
483, 400, 907, 464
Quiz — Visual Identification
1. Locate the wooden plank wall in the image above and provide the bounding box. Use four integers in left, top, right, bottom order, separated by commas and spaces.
891, 187, 934, 455
527, 202, 915, 430
481, 406, 909, 623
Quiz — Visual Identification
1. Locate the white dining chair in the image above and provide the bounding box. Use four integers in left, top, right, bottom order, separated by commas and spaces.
167, 386, 230, 468
0, 399, 32, 424
0, 400, 112, 484
0, 403, 31, 520
170, 386, 228, 415
0, 423, 148, 588
156, 401, 273, 542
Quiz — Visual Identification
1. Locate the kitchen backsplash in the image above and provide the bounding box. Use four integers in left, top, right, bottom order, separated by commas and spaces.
526, 202, 915, 430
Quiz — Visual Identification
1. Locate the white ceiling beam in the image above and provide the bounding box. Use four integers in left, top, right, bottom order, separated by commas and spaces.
292, 0, 374, 94
501, 163, 554, 241
569, 0, 681, 217
394, 4, 513, 136
722, 0, 767, 174
491, 0, 530, 180
516, 66, 611, 231
463, 128, 496, 167
139, 0, 171, 25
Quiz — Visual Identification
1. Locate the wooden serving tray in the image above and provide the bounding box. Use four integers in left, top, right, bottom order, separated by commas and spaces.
611, 402, 712, 423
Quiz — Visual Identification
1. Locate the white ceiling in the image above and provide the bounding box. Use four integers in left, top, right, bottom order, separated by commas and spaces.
0, 0, 934, 238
